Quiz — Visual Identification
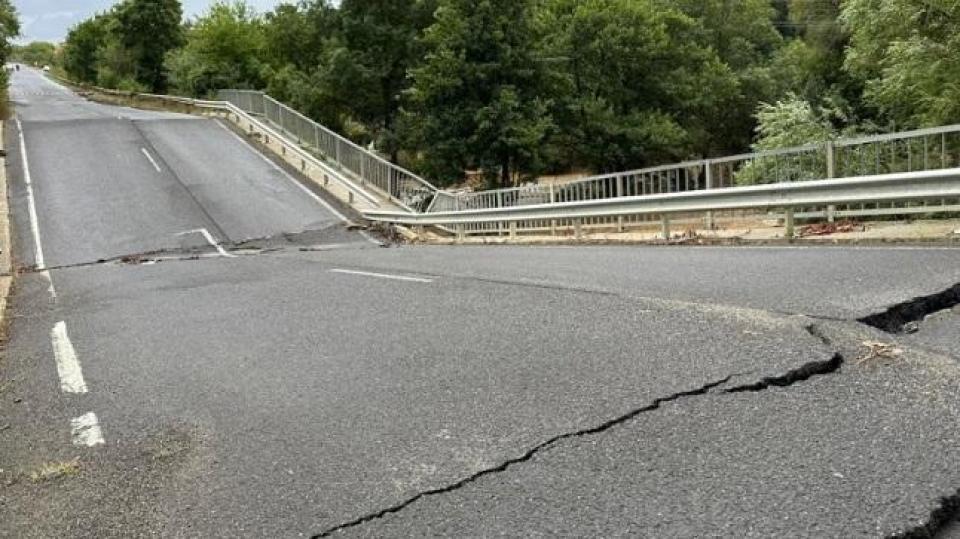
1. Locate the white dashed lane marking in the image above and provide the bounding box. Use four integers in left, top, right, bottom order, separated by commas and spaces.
70, 412, 105, 447
140, 147, 163, 173
51, 321, 88, 394
329, 268, 434, 284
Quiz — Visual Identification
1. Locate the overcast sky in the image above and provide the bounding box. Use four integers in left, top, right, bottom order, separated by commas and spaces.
14, 0, 288, 43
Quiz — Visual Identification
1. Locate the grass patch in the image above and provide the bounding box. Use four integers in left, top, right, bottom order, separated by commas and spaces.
0, 87, 10, 120
30, 458, 81, 483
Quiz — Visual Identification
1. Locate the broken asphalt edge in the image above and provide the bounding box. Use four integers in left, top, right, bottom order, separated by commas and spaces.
859, 282, 960, 334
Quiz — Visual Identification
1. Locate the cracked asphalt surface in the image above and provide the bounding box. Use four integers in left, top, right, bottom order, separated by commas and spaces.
2, 68, 960, 538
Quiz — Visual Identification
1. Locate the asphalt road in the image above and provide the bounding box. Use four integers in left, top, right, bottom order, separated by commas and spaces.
2, 69, 960, 538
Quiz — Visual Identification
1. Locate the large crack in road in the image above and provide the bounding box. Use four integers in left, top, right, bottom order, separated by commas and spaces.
312, 312, 960, 538
315, 326, 849, 538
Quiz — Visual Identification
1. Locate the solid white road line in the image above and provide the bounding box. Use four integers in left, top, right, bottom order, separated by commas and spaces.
329, 268, 434, 283
51, 321, 88, 394
178, 228, 237, 258
140, 147, 163, 173
215, 121, 383, 247
70, 412, 105, 447
16, 119, 46, 270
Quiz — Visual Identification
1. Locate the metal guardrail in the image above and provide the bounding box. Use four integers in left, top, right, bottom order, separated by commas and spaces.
218, 90, 438, 212
364, 169, 960, 236
219, 89, 960, 233
433, 126, 960, 215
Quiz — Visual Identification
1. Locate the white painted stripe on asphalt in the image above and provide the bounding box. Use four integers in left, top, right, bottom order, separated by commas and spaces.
215, 121, 383, 247
41, 270, 57, 300
140, 147, 162, 173
179, 228, 237, 258
329, 268, 434, 283
70, 412, 105, 447
51, 321, 88, 394
16, 119, 46, 270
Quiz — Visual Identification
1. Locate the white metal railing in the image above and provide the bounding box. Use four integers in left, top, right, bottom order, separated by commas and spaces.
219, 90, 438, 212
220, 89, 960, 232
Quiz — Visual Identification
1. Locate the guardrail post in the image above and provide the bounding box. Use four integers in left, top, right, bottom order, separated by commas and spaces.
616, 175, 625, 232
705, 160, 715, 230
456, 224, 465, 242
826, 142, 836, 222
784, 208, 796, 240
661, 215, 671, 240
549, 183, 557, 236
498, 191, 505, 236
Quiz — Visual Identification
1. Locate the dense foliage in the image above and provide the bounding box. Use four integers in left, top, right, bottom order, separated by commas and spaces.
0, 0, 18, 98
49, 0, 960, 187
11, 41, 55, 67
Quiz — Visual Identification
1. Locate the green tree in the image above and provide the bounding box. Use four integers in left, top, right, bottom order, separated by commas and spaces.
0, 0, 18, 112
536, 0, 738, 173
63, 16, 108, 84
407, 0, 552, 186
842, 0, 960, 127
324, 0, 437, 161
736, 94, 847, 185
166, 1, 265, 97
261, 2, 346, 131
263, 1, 338, 71
12, 41, 55, 67
114, 0, 183, 91
0, 0, 17, 62
667, 0, 784, 156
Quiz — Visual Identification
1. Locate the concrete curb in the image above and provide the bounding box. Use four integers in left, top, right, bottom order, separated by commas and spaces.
0, 121, 13, 335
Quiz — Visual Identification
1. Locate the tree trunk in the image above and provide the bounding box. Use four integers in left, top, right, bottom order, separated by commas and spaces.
500, 155, 511, 188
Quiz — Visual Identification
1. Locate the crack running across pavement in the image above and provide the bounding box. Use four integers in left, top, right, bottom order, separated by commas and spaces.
312, 342, 847, 538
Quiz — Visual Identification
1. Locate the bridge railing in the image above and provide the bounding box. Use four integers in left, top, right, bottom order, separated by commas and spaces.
219, 89, 439, 212
219, 88, 960, 234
